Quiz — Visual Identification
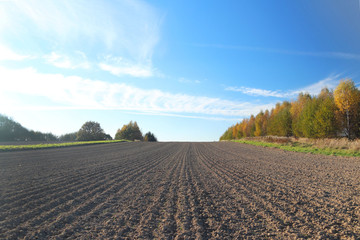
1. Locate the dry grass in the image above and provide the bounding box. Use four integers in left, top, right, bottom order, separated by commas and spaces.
244, 136, 293, 144
243, 136, 360, 151
297, 138, 360, 151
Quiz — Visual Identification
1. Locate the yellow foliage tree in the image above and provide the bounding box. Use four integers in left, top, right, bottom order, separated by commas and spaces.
334, 79, 360, 139
254, 111, 264, 137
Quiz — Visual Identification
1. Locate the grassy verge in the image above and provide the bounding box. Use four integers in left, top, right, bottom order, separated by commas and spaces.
233, 139, 360, 157
0, 140, 130, 151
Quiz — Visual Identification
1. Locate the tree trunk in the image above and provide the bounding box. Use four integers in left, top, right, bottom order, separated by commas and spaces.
346, 109, 351, 139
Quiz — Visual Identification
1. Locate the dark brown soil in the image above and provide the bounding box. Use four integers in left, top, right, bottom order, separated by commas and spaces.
1, 142, 360, 239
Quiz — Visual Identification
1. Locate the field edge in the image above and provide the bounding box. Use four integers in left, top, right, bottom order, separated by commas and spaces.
0, 140, 130, 151
231, 139, 360, 157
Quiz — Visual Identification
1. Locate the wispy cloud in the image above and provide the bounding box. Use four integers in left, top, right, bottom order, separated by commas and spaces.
45, 51, 90, 69
226, 74, 341, 98
178, 77, 201, 84
99, 55, 153, 78
0, 0, 162, 75
99, 63, 153, 78
225, 86, 284, 98
0, 67, 274, 118
0, 44, 30, 61
194, 44, 360, 60
295, 75, 341, 95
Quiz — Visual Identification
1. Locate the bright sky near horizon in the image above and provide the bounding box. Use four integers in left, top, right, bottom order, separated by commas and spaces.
1, 0, 360, 141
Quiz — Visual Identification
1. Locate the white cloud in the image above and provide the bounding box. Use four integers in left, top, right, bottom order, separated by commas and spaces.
99, 63, 153, 78
98, 55, 154, 77
0, 44, 30, 61
226, 74, 341, 98
45, 51, 90, 69
225, 86, 283, 97
294, 74, 341, 95
0, 67, 274, 118
0, 0, 161, 73
178, 77, 201, 84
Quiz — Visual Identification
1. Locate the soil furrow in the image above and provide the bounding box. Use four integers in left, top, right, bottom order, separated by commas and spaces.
1, 144, 173, 238
0, 143, 166, 202
50, 143, 180, 239
201, 143, 360, 237
1, 142, 360, 239
195, 143, 313, 238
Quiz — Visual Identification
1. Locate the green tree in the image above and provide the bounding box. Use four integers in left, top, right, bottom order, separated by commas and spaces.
76, 121, 107, 141
262, 110, 270, 136
313, 89, 338, 138
59, 132, 78, 141
0, 114, 57, 141
298, 98, 318, 138
104, 134, 113, 140
115, 121, 143, 141
290, 93, 312, 137
219, 127, 233, 141
144, 132, 157, 142
0, 114, 29, 141
29, 131, 57, 141
268, 102, 292, 136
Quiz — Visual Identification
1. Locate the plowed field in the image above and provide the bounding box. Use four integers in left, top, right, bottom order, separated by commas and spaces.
1, 142, 360, 239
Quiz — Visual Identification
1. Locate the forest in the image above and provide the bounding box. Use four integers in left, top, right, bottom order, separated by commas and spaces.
220, 79, 360, 141
0, 116, 157, 142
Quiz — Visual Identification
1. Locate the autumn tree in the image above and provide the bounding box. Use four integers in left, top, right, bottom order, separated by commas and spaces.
234, 123, 241, 139
238, 119, 247, 138
246, 115, 256, 137
220, 127, 233, 140
240, 121, 246, 138
262, 110, 270, 136
220, 80, 360, 140
254, 111, 264, 137
115, 121, 143, 141
76, 121, 107, 141
232, 124, 238, 139
334, 79, 360, 139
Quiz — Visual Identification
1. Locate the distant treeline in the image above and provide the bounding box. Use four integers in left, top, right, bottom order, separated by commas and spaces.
0, 115, 157, 142
0, 115, 58, 142
220, 79, 360, 140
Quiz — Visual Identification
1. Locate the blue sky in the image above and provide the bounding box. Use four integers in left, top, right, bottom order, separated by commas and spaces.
1, 0, 360, 141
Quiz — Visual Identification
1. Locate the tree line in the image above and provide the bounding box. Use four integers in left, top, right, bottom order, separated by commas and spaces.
75, 120, 157, 142
0, 115, 157, 142
0, 115, 58, 141
220, 79, 360, 140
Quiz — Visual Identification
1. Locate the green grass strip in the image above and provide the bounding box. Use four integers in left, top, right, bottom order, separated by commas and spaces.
0, 140, 130, 151
233, 139, 360, 157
